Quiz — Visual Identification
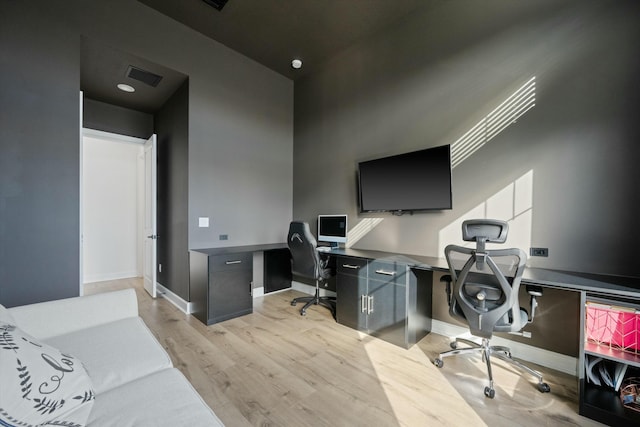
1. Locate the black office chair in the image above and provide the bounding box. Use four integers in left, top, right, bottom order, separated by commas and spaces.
288, 221, 336, 317
434, 219, 550, 398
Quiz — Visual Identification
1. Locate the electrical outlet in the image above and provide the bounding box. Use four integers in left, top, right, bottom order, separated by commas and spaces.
219, 234, 228, 240
530, 247, 548, 257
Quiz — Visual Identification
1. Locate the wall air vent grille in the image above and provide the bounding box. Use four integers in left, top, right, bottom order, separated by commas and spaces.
202, 0, 229, 11
126, 66, 163, 87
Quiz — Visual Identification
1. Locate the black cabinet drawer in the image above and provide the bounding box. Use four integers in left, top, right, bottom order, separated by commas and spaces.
368, 260, 406, 281
209, 252, 253, 272
208, 268, 253, 323
337, 256, 368, 275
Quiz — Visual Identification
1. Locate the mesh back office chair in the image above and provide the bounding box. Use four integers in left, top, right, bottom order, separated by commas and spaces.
434, 219, 550, 398
288, 221, 336, 317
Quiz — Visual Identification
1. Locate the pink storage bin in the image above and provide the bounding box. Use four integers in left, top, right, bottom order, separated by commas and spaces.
586, 304, 640, 352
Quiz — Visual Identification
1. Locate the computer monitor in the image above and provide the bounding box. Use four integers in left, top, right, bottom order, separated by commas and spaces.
318, 214, 348, 248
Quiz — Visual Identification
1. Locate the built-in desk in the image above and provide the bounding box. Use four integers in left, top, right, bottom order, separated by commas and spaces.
327, 247, 640, 426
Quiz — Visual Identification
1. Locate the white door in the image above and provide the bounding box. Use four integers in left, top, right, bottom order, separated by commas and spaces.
143, 134, 158, 298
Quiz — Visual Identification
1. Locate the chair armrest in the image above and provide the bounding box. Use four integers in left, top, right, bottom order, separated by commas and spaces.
440, 274, 453, 306
525, 285, 543, 322
8, 289, 139, 339
526, 284, 543, 297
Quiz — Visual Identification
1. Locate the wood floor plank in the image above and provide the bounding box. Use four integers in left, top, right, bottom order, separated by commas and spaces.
84, 279, 603, 427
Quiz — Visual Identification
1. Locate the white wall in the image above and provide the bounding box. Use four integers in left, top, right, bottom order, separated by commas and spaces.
82, 135, 142, 283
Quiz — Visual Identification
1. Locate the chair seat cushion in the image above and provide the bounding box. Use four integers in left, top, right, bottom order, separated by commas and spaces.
87, 368, 224, 426
44, 317, 172, 394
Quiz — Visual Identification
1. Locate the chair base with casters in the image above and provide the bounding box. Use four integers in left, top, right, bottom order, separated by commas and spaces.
290, 279, 336, 318
434, 336, 551, 398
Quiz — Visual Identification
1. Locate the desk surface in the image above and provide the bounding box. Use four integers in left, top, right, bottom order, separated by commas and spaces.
190, 243, 288, 256
327, 248, 640, 299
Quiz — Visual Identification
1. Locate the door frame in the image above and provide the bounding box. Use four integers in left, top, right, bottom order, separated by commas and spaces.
80, 127, 150, 290
143, 134, 158, 298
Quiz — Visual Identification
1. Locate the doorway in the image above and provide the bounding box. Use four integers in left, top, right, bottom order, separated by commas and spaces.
81, 128, 150, 292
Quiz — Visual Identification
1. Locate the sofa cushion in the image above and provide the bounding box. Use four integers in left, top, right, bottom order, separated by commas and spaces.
0, 322, 95, 426
88, 368, 224, 426
44, 316, 172, 394
0, 303, 14, 324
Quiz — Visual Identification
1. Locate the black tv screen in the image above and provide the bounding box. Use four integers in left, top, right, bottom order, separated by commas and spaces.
358, 144, 452, 213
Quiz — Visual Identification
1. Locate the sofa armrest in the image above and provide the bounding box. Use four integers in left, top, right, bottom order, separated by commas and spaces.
8, 288, 139, 339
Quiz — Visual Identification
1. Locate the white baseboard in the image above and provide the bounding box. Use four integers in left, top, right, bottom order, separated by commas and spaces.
156, 282, 193, 314
253, 282, 333, 299
83, 271, 139, 284
291, 280, 336, 297
431, 320, 578, 376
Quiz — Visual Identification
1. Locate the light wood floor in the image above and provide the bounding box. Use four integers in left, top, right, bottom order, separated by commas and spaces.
84, 278, 603, 427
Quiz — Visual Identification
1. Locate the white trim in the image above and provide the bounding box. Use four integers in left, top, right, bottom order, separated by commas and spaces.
431, 319, 578, 376
291, 280, 336, 298
79, 91, 84, 296
156, 282, 193, 314
255, 287, 293, 297
82, 128, 146, 145
83, 271, 139, 284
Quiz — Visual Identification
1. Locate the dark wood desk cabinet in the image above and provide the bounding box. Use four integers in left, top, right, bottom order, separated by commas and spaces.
335, 255, 432, 349
190, 250, 253, 325
190, 244, 289, 325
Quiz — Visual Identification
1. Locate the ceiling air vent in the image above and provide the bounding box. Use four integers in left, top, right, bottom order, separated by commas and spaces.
202, 0, 229, 11
126, 66, 163, 88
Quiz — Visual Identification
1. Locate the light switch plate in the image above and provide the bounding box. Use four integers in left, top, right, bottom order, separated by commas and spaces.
198, 217, 209, 228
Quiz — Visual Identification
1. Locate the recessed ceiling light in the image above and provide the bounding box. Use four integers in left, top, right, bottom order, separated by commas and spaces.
117, 83, 135, 93
291, 59, 303, 69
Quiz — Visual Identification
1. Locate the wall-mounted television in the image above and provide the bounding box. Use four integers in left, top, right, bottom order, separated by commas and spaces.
357, 144, 452, 213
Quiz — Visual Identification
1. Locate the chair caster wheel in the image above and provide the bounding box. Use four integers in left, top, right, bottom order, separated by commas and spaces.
538, 382, 551, 393
300, 310, 306, 316
450, 341, 458, 350
291, 301, 297, 306
434, 358, 443, 368
484, 387, 495, 398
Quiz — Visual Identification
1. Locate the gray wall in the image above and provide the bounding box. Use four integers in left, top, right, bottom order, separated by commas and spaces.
0, 0, 293, 306
83, 98, 154, 139
0, 2, 81, 306
293, 0, 640, 355
156, 80, 189, 300
294, 0, 640, 277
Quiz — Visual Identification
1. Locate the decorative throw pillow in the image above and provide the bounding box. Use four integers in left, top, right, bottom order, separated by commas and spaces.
0, 321, 95, 426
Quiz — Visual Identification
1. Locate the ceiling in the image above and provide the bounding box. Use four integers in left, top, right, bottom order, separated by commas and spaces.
81, 37, 188, 114
138, 0, 428, 80
81, 0, 428, 113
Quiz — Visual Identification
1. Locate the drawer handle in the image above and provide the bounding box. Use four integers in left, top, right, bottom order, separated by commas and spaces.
343, 264, 360, 269
375, 269, 395, 276
225, 260, 242, 265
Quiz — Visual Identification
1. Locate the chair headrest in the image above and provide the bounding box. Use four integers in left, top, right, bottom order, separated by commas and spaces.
462, 219, 508, 244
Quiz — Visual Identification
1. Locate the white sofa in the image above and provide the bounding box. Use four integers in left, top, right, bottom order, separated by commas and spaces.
1, 288, 224, 426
